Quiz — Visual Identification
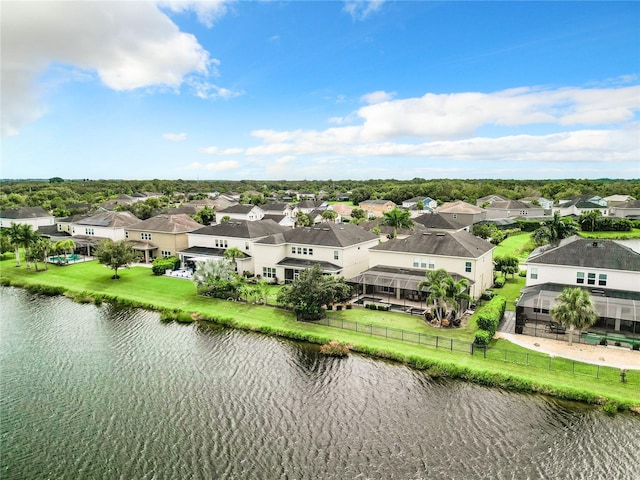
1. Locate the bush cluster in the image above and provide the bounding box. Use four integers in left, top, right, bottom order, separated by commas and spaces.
151, 257, 181, 275
365, 303, 389, 311
515, 219, 544, 232
493, 276, 506, 288
319, 340, 352, 357
474, 295, 507, 346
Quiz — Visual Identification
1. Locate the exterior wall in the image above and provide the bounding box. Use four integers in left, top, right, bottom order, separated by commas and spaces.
127, 230, 190, 261
485, 206, 545, 219
526, 263, 640, 293
555, 205, 608, 217
436, 211, 484, 226
368, 249, 494, 299
0, 216, 54, 229
70, 224, 126, 241
253, 238, 379, 281
223, 207, 265, 222
610, 206, 640, 218
359, 201, 396, 218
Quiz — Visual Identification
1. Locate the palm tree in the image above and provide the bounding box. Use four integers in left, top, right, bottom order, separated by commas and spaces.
321, 210, 338, 223
579, 209, 601, 232
19, 224, 38, 270
444, 276, 471, 321
380, 207, 413, 238
6, 223, 26, 267
224, 247, 244, 272
550, 287, 598, 346
418, 268, 452, 326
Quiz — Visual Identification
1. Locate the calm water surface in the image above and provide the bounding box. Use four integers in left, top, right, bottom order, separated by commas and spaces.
1, 287, 639, 479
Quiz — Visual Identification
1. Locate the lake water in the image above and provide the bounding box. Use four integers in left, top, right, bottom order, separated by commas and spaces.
1, 287, 639, 479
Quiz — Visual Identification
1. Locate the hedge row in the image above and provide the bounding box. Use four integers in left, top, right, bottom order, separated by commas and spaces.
151, 257, 181, 275
474, 295, 507, 346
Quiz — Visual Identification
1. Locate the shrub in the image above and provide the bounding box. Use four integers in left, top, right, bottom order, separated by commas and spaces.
474, 329, 493, 346
151, 257, 181, 275
518, 269, 527, 277
493, 276, 506, 288
319, 340, 352, 357
602, 400, 619, 416
475, 295, 507, 336
481, 290, 495, 301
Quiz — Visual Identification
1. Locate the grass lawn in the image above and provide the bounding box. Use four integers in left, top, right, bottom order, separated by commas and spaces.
491, 275, 526, 311
1, 257, 638, 407
492, 232, 534, 261
578, 229, 640, 239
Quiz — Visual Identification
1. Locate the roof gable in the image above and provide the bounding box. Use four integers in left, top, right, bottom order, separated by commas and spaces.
191, 219, 287, 239
257, 222, 378, 247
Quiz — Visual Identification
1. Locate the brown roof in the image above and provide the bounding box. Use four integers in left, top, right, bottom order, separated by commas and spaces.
127, 214, 202, 233
436, 200, 484, 214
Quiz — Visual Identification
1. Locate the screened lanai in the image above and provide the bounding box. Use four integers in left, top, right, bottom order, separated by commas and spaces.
515, 283, 640, 337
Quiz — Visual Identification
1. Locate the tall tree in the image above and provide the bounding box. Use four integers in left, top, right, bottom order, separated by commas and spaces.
224, 247, 244, 272
94, 239, 139, 279
380, 207, 413, 238
418, 268, 453, 326
532, 211, 578, 245
444, 276, 471, 320
578, 210, 602, 232
6, 223, 26, 267
550, 287, 598, 346
20, 224, 38, 270
321, 210, 338, 222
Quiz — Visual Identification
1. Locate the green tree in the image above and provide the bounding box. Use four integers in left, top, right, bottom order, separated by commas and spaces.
350, 207, 366, 220
94, 239, 139, 279
296, 212, 312, 227
550, 287, 598, 346
494, 255, 519, 278
444, 276, 471, 321
54, 239, 76, 264
193, 206, 215, 225
0, 230, 13, 258
224, 247, 244, 271
380, 207, 413, 238
532, 211, 578, 246
277, 264, 351, 321
578, 210, 602, 232
418, 268, 453, 326
321, 210, 338, 222
6, 223, 28, 267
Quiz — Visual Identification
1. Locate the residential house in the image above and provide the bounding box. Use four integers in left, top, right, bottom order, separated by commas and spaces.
184, 198, 219, 211
402, 196, 437, 210
216, 204, 265, 222
125, 214, 202, 263
335, 192, 351, 202
359, 218, 428, 241
328, 203, 354, 220
519, 196, 554, 210
554, 195, 608, 216
435, 200, 486, 226
98, 194, 138, 211
182, 220, 289, 274
68, 210, 140, 241
476, 194, 509, 207
253, 222, 379, 283
412, 212, 468, 232
359, 199, 397, 218
296, 200, 327, 214
603, 194, 635, 207
609, 200, 640, 219
262, 214, 297, 228
517, 236, 640, 337
299, 191, 316, 200
262, 202, 298, 218
356, 230, 495, 301
0, 207, 54, 229
484, 200, 546, 219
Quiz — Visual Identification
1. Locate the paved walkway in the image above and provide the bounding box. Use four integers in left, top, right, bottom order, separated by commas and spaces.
498, 310, 515, 333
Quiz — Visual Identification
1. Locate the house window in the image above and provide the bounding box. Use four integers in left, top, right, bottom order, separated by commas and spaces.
428, 259, 435, 269
223, 240, 228, 248
297, 247, 302, 254
453, 214, 458, 219
161, 250, 172, 258
141, 232, 152, 240
308, 248, 313, 256
85, 228, 94, 235
576, 272, 585, 284
420, 258, 427, 268
587, 273, 596, 285
598, 274, 607, 286
245, 242, 250, 251
291, 247, 296, 254
530, 267, 538, 280
263, 267, 276, 279
334, 250, 339, 260
465, 261, 472, 273
413, 257, 419, 268
125, 231, 129, 239
303, 248, 307, 255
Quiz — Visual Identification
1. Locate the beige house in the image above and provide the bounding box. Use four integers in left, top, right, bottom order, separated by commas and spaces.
253, 222, 379, 283
125, 214, 202, 263
356, 230, 495, 300
610, 200, 640, 218
484, 200, 546, 219
435, 200, 486, 226
358, 199, 397, 218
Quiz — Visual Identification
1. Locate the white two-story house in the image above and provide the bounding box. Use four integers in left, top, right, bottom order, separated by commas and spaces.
253, 222, 379, 283
517, 236, 640, 337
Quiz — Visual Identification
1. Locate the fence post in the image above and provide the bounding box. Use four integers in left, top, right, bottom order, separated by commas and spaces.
526, 353, 529, 366
450, 338, 453, 351
596, 365, 599, 379
435, 336, 438, 349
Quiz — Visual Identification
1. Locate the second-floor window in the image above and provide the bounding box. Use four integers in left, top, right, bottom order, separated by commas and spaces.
530, 267, 538, 280
85, 228, 94, 235
334, 250, 339, 260
465, 261, 472, 273
141, 232, 152, 240
587, 273, 596, 285
576, 272, 585, 284
598, 274, 607, 286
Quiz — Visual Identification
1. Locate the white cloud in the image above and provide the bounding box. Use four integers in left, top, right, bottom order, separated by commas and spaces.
188, 79, 244, 100
198, 146, 244, 154
343, 1, 385, 20
164, 133, 188, 141
181, 160, 241, 171
160, 1, 230, 28
360, 90, 396, 104
1, 1, 232, 137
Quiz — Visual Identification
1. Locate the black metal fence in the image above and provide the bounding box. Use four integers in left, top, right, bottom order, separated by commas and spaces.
312, 316, 639, 385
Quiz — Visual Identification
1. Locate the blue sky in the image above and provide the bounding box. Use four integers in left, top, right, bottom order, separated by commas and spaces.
2, 1, 639, 181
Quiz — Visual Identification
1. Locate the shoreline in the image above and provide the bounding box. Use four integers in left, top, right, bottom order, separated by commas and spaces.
1, 264, 639, 413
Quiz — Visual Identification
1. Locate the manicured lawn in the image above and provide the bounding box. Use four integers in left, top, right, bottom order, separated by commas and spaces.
2, 257, 638, 406
578, 229, 640, 239
492, 232, 534, 261
491, 275, 526, 311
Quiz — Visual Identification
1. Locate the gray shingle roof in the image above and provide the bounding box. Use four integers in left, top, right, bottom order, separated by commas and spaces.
436, 200, 484, 214
413, 212, 467, 230
485, 200, 533, 210
370, 230, 494, 258
256, 222, 378, 247
527, 236, 640, 271
127, 214, 202, 233
0, 206, 51, 219
76, 211, 140, 228
218, 204, 260, 214
191, 219, 287, 239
